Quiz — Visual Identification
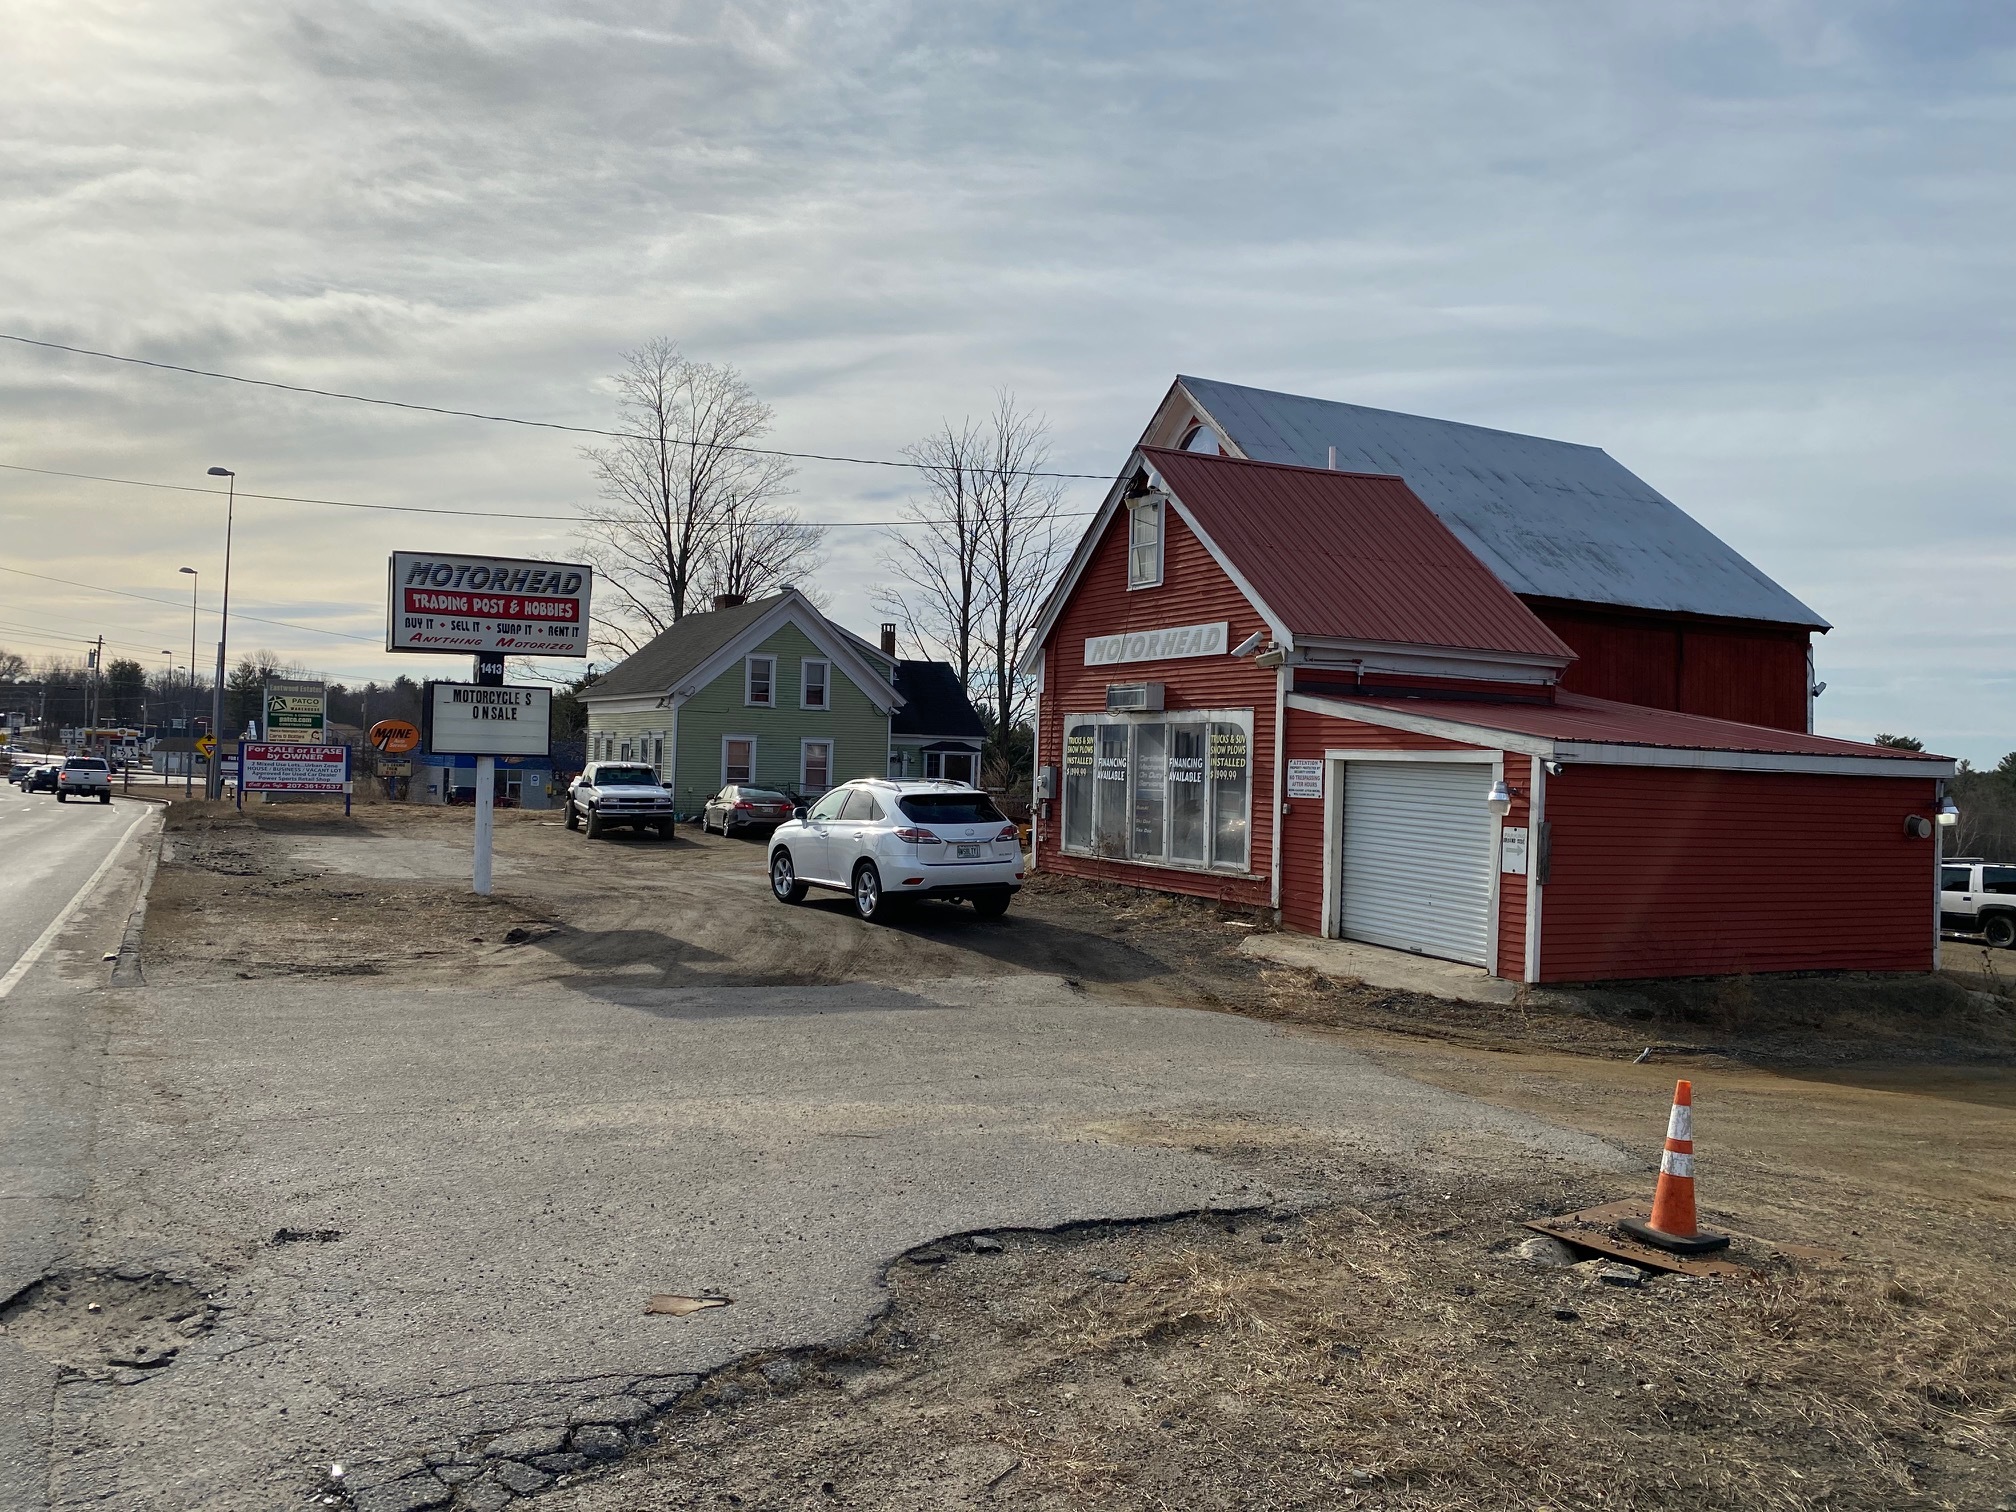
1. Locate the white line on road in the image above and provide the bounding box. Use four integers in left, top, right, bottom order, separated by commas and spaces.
0, 807, 152, 1001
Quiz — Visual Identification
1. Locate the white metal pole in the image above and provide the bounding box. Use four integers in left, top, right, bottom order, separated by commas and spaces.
473, 754, 495, 895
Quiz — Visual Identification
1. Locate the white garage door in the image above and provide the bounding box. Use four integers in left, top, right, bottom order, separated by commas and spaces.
1340, 761, 1495, 966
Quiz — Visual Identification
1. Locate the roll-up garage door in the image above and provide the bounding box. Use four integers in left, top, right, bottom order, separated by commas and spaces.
1340, 761, 1494, 966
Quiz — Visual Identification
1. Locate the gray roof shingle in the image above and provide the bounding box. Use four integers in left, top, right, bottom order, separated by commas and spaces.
582, 594, 787, 701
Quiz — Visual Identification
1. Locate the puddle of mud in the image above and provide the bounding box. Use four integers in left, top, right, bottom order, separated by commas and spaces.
0, 1270, 218, 1375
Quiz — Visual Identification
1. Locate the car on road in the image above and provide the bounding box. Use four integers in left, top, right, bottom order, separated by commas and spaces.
700, 784, 796, 837
1940, 859, 2016, 948
565, 761, 678, 840
17, 762, 59, 792
766, 778, 1024, 922
56, 756, 113, 804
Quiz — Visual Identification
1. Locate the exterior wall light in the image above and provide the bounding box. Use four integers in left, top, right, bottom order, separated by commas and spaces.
1939, 798, 1959, 828
1487, 777, 1515, 816
1904, 815, 1933, 839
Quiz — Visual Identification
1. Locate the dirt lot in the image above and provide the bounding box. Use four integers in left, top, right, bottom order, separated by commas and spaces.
143, 799, 2016, 1509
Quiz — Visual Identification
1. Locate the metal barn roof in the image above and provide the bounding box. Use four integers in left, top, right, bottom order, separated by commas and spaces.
1170, 376, 1829, 630
1143, 448, 1574, 663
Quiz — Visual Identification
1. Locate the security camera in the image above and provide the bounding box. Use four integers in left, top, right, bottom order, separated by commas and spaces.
1810, 681, 1827, 696
1545, 760, 1564, 776
1230, 630, 1265, 658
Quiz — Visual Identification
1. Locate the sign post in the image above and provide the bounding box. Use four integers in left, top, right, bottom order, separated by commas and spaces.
387, 550, 586, 896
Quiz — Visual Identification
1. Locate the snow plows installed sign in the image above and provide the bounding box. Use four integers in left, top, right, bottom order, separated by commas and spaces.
386, 551, 592, 657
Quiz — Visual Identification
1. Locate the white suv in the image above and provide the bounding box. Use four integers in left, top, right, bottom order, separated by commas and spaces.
766, 779, 1024, 922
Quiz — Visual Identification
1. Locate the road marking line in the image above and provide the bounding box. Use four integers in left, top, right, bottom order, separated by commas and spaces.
0, 809, 152, 1001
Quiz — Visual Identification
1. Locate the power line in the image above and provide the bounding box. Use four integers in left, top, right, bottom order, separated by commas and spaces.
0, 617, 176, 659
0, 562, 381, 644
0, 332, 1120, 482
0, 459, 1098, 527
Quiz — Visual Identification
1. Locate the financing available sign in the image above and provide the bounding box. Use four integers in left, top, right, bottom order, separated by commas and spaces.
387, 551, 592, 657
238, 742, 349, 793
425, 682, 552, 758
262, 679, 326, 744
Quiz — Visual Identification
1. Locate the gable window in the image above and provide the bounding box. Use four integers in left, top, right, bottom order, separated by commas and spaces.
801, 738, 832, 793
1060, 710, 1251, 874
723, 736, 755, 785
1179, 421, 1220, 455
800, 658, 830, 710
745, 655, 775, 706
1128, 498, 1163, 589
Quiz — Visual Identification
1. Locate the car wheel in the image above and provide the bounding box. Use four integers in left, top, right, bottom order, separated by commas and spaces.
770, 850, 807, 904
656, 819, 676, 840
99, 793, 111, 805
853, 862, 894, 923
584, 807, 605, 839
971, 888, 1012, 920
57, 792, 67, 803
1985, 914, 2016, 950
565, 801, 580, 831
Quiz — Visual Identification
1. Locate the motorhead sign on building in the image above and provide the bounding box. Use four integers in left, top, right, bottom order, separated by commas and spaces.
1084, 620, 1227, 667
262, 679, 327, 744
387, 552, 593, 657
425, 682, 553, 758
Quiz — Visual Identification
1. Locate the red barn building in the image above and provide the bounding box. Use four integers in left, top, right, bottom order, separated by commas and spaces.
1024, 446, 1953, 983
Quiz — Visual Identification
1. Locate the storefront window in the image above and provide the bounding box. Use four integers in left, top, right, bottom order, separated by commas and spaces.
1060, 710, 1252, 873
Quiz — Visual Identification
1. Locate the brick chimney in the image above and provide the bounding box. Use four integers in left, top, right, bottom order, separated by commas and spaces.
713, 594, 747, 612
880, 622, 897, 656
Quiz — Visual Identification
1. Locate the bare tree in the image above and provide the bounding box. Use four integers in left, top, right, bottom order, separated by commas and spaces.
700, 479, 824, 605
577, 339, 801, 654
876, 395, 1072, 783
875, 417, 987, 690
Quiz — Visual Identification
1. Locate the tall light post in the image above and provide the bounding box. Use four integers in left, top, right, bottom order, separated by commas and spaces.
204, 469, 235, 799
179, 566, 199, 797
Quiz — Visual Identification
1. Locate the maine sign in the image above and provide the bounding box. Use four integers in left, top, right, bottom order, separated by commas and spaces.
387, 551, 592, 657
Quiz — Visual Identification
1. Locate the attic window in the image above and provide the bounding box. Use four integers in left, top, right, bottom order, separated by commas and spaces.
1128, 497, 1164, 589
1179, 422, 1220, 455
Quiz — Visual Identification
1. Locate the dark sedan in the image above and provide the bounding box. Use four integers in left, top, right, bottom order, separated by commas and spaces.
700, 784, 797, 837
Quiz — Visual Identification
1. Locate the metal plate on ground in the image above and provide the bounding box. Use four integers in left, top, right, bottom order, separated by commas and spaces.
1523, 1200, 1757, 1279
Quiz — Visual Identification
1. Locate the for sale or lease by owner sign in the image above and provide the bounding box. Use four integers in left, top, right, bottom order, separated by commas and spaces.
239, 743, 349, 793
387, 552, 593, 657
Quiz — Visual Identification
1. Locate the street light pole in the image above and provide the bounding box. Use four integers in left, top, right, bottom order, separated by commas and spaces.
205, 469, 235, 800
180, 566, 199, 797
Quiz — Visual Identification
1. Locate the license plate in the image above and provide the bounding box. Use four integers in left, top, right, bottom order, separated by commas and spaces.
956, 844, 982, 859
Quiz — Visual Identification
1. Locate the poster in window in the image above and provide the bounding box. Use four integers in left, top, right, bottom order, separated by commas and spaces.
1095, 724, 1131, 857
1167, 724, 1207, 864
1063, 723, 1096, 852
1209, 722, 1249, 871
1131, 723, 1167, 860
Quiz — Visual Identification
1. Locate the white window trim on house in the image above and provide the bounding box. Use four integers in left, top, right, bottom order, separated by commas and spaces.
800, 737, 833, 793
745, 655, 776, 707
722, 734, 756, 786
1059, 708, 1254, 875
1127, 497, 1164, 589
800, 658, 830, 710
924, 748, 979, 784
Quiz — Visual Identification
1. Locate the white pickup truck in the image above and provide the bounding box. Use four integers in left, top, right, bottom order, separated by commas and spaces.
56, 756, 113, 804
565, 762, 678, 840
1940, 859, 2016, 949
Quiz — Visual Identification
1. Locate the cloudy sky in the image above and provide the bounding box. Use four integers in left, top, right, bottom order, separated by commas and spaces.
3, 1, 2011, 758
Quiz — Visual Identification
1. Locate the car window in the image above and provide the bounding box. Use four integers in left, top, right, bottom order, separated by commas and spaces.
840, 790, 882, 822
897, 793, 1007, 825
807, 789, 850, 821
1982, 866, 2016, 896
65, 758, 109, 770
740, 788, 790, 803
596, 766, 658, 786
1943, 866, 1974, 892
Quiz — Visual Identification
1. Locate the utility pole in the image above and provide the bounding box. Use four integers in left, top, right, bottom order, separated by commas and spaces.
88, 636, 103, 753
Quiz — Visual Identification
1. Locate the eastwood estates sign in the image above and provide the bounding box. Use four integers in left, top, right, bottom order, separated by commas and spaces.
386, 551, 593, 657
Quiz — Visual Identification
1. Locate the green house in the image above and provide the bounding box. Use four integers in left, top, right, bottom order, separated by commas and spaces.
579, 590, 985, 815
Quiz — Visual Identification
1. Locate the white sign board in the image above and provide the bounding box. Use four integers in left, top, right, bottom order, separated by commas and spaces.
388, 552, 592, 657
239, 742, 349, 793
1500, 825, 1529, 876
426, 683, 552, 757
1084, 620, 1228, 667
1286, 758, 1325, 800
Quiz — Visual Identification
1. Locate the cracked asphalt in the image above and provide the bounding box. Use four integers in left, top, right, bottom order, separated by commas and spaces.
2, 808, 1634, 1511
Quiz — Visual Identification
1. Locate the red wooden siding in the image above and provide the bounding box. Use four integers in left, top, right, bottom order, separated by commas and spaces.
1036, 503, 1277, 909
1496, 764, 1531, 981
1530, 602, 1811, 732
1538, 766, 1938, 982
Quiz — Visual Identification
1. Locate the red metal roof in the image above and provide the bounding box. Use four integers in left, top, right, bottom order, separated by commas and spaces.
1142, 447, 1574, 662
1319, 688, 1952, 762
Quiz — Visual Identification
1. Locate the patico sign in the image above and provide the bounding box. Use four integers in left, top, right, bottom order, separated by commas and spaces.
425, 682, 552, 758
1084, 620, 1228, 667
387, 551, 592, 657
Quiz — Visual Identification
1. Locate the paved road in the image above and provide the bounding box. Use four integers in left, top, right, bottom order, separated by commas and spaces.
17, 963, 1630, 1511
0, 786, 161, 1512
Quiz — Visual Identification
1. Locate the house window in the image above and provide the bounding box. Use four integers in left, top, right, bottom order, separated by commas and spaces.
1128, 499, 1163, 588
1179, 421, 1220, 455
723, 736, 755, 785
620, 739, 634, 761
1060, 710, 1251, 873
746, 655, 775, 706
800, 659, 829, 710
924, 749, 978, 785
801, 739, 832, 793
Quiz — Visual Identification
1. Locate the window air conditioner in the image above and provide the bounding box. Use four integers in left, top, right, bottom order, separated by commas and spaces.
1106, 683, 1165, 712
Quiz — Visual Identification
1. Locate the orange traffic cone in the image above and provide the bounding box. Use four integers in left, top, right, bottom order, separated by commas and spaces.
1617, 1080, 1730, 1254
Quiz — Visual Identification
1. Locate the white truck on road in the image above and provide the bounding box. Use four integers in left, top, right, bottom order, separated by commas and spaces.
1940, 859, 2016, 949
55, 757, 113, 805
